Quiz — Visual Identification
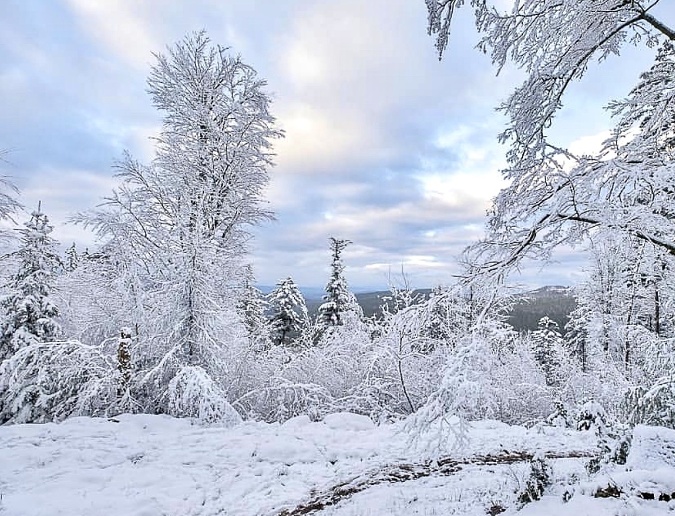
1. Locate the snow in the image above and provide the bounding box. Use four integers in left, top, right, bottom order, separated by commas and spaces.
628, 425, 675, 470
556, 424, 675, 516
0, 415, 673, 515
322, 412, 374, 431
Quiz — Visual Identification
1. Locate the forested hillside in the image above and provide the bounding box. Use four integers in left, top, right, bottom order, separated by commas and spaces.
506, 287, 577, 334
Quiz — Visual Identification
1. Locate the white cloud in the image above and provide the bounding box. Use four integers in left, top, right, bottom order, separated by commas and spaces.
418, 124, 508, 217
271, 0, 472, 177
283, 41, 326, 89
64, 0, 162, 70
419, 171, 501, 218
274, 103, 373, 175
568, 130, 611, 157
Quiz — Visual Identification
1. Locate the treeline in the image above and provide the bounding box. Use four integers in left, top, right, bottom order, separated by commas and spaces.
0, 197, 671, 432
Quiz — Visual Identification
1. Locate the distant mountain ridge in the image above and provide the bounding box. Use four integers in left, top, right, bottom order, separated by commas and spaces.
259, 284, 577, 334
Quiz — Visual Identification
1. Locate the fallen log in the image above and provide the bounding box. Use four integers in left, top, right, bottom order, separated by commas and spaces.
276, 449, 595, 516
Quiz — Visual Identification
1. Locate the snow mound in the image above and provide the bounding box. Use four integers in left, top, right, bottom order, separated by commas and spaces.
283, 414, 312, 428
566, 424, 675, 513
323, 412, 375, 431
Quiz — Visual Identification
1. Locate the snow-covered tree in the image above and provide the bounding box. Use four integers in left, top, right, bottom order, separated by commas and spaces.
268, 277, 308, 346
55, 248, 139, 348
408, 317, 518, 453
420, 285, 480, 350
0, 339, 118, 424
77, 31, 282, 421
64, 242, 79, 272
318, 238, 358, 327
0, 206, 62, 362
565, 232, 675, 382
237, 267, 271, 351
117, 327, 133, 395
565, 304, 592, 374
425, 1, 675, 280
531, 316, 567, 387
382, 272, 424, 315
423, 0, 675, 431
0, 165, 20, 293
363, 294, 445, 418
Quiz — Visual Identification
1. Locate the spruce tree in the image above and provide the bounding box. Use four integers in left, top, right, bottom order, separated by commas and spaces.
531, 316, 565, 387
0, 205, 62, 361
268, 277, 307, 346
318, 238, 355, 327
64, 242, 79, 272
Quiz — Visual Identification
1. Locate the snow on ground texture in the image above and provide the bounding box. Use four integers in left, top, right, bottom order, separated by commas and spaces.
628, 425, 675, 471
0, 414, 670, 515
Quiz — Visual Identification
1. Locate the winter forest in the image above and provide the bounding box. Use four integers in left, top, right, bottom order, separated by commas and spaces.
2, 1, 675, 514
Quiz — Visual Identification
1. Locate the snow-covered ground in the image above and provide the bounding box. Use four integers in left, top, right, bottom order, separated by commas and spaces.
0, 414, 673, 515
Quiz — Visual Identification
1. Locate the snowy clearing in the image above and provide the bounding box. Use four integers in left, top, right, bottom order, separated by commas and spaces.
2, 414, 673, 515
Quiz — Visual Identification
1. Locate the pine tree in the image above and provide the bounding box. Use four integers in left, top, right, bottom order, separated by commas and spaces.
268, 277, 308, 346
517, 456, 552, 508
0, 205, 62, 361
318, 238, 355, 327
565, 304, 591, 373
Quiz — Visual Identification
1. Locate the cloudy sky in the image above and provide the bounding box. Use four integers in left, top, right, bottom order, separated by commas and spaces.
1, 1, 670, 290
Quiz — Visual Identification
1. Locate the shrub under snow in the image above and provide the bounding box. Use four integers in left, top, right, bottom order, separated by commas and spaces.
167, 366, 242, 426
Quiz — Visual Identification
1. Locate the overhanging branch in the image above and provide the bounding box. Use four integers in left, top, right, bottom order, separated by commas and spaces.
639, 11, 675, 41
559, 213, 675, 256
476, 212, 675, 279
